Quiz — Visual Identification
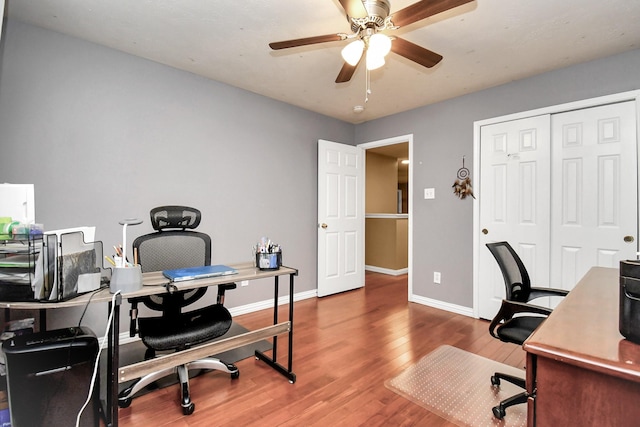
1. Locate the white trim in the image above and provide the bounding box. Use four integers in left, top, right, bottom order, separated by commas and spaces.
365, 265, 408, 276
228, 289, 317, 316
475, 90, 640, 128
410, 294, 474, 318
473, 90, 640, 318
365, 213, 409, 219
358, 134, 414, 302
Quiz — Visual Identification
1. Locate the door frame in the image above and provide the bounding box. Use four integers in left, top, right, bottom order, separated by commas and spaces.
472, 90, 640, 318
359, 134, 414, 300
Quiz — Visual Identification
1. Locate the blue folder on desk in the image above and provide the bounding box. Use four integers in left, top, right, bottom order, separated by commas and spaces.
162, 264, 237, 282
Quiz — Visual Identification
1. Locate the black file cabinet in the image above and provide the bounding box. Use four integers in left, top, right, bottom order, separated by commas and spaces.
2, 326, 99, 427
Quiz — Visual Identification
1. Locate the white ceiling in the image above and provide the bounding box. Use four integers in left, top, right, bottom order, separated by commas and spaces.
4, 0, 640, 124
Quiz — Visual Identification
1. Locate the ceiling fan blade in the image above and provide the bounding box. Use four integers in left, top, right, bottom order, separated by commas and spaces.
391, 0, 473, 28
269, 34, 344, 50
338, 0, 369, 20
391, 37, 443, 68
335, 60, 360, 83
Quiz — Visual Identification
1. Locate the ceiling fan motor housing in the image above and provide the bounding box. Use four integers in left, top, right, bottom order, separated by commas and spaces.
350, 0, 391, 32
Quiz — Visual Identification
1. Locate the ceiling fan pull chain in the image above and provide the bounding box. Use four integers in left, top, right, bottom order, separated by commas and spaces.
365, 68, 371, 103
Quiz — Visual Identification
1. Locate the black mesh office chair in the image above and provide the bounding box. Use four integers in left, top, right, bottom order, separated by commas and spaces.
488, 299, 551, 419
117, 206, 239, 415
486, 241, 568, 303
486, 241, 568, 419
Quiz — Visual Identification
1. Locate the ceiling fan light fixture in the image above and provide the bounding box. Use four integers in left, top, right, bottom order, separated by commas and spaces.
368, 33, 391, 57
366, 50, 385, 70
341, 39, 365, 66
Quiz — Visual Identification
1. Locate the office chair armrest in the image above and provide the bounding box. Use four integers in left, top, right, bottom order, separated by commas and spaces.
217, 282, 237, 305
489, 300, 552, 339
128, 299, 139, 337
529, 287, 569, 301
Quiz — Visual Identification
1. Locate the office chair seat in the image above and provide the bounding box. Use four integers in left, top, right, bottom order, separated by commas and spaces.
139, 304, 232, 351
495, 316, 545, 345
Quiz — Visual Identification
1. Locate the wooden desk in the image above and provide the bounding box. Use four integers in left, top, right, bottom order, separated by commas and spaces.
0, 262, 298, 427
523, 267, 640, 427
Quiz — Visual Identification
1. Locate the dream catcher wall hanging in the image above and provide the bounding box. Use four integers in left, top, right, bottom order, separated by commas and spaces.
452, 156, 475, 199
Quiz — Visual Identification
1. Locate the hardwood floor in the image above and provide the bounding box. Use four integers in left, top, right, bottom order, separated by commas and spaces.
115, 272, 525, 427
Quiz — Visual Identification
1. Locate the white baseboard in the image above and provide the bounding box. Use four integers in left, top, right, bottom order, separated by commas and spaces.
410, 294, 475, 318
365, 265, 408, 276
228, 289, 317, 316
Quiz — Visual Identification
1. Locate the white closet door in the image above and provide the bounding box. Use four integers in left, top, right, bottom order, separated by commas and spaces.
478, 115, 552, 320
550, 101, 638, 291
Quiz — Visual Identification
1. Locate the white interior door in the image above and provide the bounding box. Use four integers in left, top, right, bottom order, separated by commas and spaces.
478, 116, 551, 320
550, 101, 638, 289
317, 140, 364, 297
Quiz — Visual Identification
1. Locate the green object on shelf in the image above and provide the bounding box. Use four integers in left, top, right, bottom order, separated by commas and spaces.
0, 217, 14, 240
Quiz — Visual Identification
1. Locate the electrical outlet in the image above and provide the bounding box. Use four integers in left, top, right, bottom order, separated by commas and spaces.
241, 280, 249, 287
424, 188, 435, 199
433, 272, 441, 284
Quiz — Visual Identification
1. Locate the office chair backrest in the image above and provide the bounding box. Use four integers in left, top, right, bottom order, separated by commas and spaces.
486, 241, 532, 302
133, 206, 211, 315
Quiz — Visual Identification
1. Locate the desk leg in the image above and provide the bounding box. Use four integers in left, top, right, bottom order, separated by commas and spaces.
273, 276, 279, 362
255, 272, 297, 383
106, 295, 121, 427
287, 272, 294, 374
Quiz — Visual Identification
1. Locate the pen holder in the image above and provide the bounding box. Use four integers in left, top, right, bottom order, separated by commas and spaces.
256, 252, 282, 271
110, 265, 142, 294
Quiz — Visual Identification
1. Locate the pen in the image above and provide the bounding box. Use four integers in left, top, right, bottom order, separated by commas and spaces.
105, 255, 116, 266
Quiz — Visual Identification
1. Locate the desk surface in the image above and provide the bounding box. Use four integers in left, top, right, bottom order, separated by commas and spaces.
524, 266, 640, 383
0, 262, 298, 309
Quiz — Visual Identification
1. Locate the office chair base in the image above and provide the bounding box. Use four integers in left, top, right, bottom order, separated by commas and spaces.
491, 372, 526, 389
118, 357, 239, 412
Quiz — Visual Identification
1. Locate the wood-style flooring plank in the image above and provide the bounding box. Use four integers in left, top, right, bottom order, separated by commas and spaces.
112, 272, 524, 426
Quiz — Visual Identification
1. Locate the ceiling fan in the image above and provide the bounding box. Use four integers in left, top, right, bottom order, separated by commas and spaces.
269, 0, 473, 83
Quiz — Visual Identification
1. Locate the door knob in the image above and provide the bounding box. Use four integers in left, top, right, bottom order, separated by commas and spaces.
320, 223, 328, 229
482, 228, 488, 235
624, 235, 635, 243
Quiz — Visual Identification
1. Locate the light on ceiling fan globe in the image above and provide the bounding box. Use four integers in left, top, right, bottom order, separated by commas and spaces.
366, 51, 385, 70
341, 40, 364, 66
369, 33, 391, 57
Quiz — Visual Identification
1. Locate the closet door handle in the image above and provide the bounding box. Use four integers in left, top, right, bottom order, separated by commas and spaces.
624, 235, 635, 243
320, 223, 328, 229
482, 228, 488, 235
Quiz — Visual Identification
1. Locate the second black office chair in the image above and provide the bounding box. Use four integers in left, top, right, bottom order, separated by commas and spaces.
117, 206, 239, 415
486, 241, 568, 419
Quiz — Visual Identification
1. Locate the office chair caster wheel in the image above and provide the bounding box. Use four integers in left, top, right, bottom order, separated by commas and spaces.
231, 370, 240, 379
492, 405, 506, 419
118, 396, 132, 408
491, 375, 500, 386
182, 402, 195, 415
118, 387, 134, 408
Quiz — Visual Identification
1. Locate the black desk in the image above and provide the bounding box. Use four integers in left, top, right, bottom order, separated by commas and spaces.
0, 262, 298, 427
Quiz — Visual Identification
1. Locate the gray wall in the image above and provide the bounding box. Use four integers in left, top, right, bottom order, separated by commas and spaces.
2, 18, 640, 333
356, 48, 640, 308
0, 20, 354, 332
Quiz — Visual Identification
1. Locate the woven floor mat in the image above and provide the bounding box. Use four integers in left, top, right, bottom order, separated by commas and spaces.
385, 345, 527, 427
